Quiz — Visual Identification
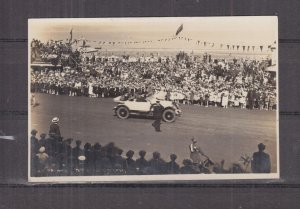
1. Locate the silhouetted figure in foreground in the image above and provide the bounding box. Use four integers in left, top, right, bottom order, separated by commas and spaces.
149, 151, 166, 174
72, 140, 83, 168
251, 143, 271, 173
180, 159, 199, 174
124, 150, 136, 174
31, 129, 39, 154
166, 154, 180, 174
136, 150, 149, 174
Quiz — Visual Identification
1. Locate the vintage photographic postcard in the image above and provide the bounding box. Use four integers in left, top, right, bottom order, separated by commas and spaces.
28, 17, 279, 183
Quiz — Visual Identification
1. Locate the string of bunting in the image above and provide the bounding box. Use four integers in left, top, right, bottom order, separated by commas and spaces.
73, 36, 275, 53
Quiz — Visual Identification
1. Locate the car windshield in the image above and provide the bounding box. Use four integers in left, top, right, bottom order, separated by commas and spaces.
136, 98, 147, 102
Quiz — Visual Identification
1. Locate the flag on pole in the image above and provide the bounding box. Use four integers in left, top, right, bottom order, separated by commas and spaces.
175, 24, 183, 36
69, 29, 73, 43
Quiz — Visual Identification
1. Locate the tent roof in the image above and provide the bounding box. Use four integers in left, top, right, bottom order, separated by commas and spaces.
266, 65, 277, 72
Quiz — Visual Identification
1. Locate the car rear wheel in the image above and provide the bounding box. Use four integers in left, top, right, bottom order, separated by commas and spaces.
116, 106, 130, 119
162, 109, 176, 123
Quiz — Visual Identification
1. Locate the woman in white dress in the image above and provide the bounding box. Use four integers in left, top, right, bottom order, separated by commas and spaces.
221, 90, 229, 108
88, 81, 94, 97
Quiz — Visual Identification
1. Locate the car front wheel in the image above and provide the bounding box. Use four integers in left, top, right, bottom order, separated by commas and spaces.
162, 109, 176, 123
116, 106, 130, 119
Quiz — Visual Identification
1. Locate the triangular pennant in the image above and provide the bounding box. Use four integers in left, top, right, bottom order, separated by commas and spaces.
247, 46, 250, 51
232, 45, 235, 50
260, 46, 263, 52
242, 46, 245, 51
237, 45, 240, 51
252, 46, 255, 51
227, 45, 229, 50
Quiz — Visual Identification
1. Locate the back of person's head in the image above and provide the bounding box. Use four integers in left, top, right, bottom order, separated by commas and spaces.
170, 154, 177, 161
65, 138, 73, 145
84, 142, 91, 150
93, 142, 101, 151
153, 151, 160, 160
31, 129, 38, 135
139, 150, 146, 158
117, 148, 123, 156
75, 140, 82, 147
126, 150, 134, 158
258, 143, 266, 151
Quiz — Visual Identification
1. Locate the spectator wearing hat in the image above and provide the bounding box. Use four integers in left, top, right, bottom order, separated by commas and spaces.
166, 154, 180, 174
149, 151, 166, 174
111, 149, 126, 174
136, 150, 149, 174
31, 129, 39, 154
49, 117, 61, 138
251, 143, 271, 173
151, 100, 164, 132
124, 150, 136, 175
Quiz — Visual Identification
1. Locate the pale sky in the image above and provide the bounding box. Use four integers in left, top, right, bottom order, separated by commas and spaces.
29, 17, 277, 52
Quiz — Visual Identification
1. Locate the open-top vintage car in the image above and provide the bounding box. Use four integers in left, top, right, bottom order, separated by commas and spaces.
113, 96, 181, 123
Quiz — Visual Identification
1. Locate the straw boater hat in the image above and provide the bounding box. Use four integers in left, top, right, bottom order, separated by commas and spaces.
39, 146, 45, 153
78, 155, 86, 161
52, 117, 59, 123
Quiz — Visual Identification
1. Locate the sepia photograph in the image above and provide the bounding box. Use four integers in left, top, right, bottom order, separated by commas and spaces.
28, 17, 278, 182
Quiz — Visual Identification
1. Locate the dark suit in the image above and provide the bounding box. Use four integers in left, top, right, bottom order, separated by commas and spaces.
251, 151, 271, 173
49, 123, 61, 138
152, 103, 164, 131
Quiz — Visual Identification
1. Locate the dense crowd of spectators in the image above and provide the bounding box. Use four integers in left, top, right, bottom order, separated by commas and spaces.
31, 38, 277, 110
31, 129, 260, 177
